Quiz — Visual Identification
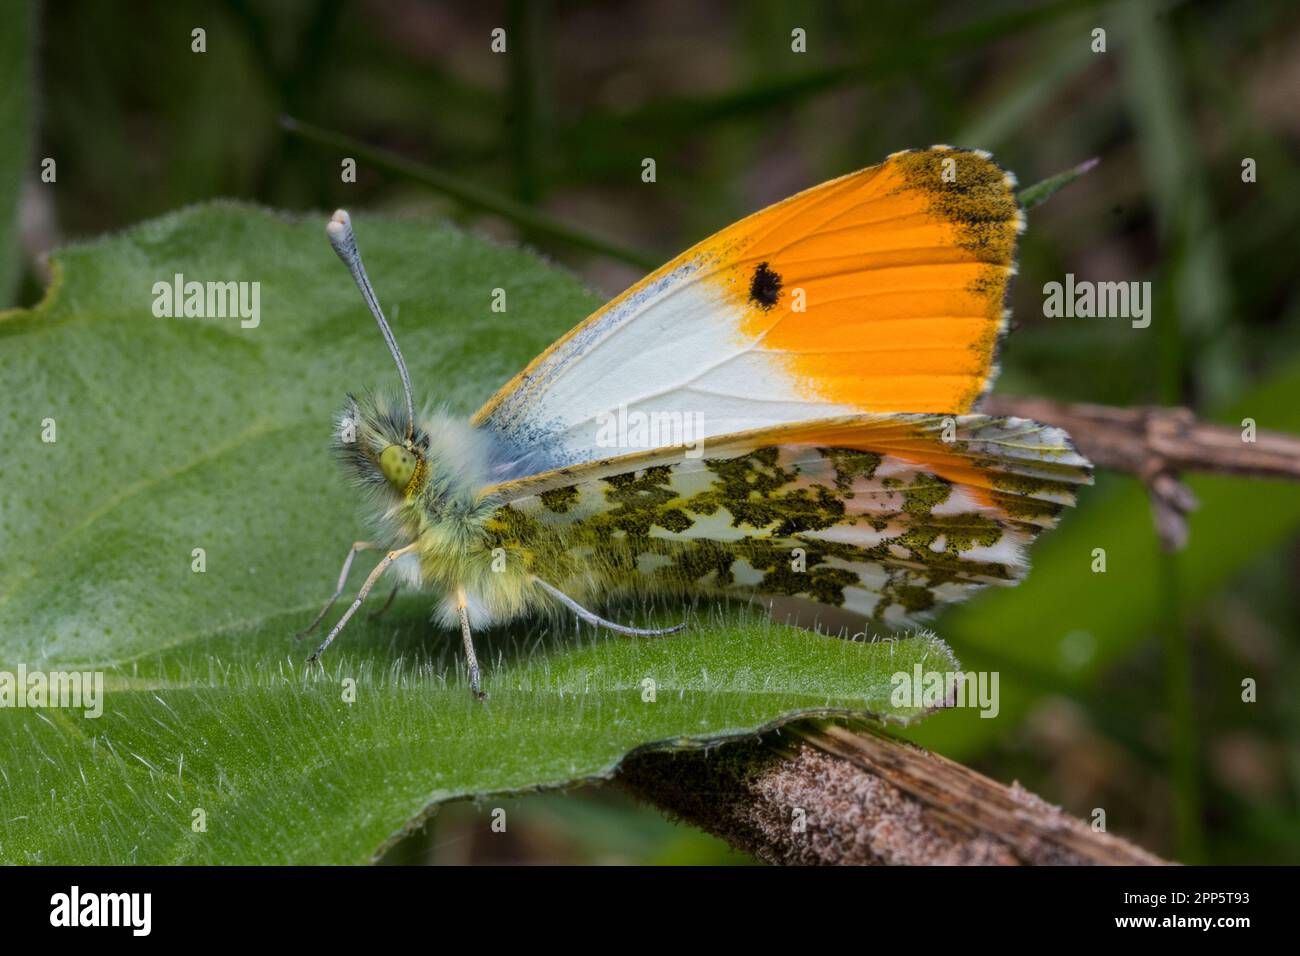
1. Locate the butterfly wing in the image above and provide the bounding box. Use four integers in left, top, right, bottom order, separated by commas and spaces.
474, 147, 1023, 479
484, 415, 1090, 625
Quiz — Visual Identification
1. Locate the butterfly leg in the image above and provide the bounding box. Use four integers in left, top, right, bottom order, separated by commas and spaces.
455, 585, 487, 701
307, 543, 419, 663
294, 540, 380, 640
367, 585, 400, 620
531, 577, 686, 637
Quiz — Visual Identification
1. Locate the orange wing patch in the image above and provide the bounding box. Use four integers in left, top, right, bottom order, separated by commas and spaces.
473, 147, 1024, 478
697, 147, 1021, 414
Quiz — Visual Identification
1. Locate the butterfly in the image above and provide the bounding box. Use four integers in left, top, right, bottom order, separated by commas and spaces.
296, 146, 1092, 699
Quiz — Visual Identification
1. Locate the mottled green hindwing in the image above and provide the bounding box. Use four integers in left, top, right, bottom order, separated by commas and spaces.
484, 414, 1091, 625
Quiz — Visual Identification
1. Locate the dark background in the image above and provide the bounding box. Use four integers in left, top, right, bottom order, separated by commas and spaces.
8, 0, 1300, 864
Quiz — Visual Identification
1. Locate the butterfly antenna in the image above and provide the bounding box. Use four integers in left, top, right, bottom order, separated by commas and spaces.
326, 209, 416, 444
532, 577, 686, 636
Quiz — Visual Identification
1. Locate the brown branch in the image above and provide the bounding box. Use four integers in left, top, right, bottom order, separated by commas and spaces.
981, 395, 1300, 551
618, 722, 1167, 865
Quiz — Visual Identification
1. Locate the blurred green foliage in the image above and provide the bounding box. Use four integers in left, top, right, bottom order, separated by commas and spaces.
7, 0, 1299, 864
0, 0, 33, 303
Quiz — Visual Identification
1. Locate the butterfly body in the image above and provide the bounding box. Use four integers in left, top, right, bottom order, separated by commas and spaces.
301, 147, 1093, 697
331, 392, 529, 630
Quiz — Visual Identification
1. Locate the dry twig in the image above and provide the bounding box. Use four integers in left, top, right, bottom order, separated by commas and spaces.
619, 723, 1167, 865
982, 396, 1300, 551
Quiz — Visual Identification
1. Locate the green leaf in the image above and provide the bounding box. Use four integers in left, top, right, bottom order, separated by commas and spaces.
0, 203, 956, 864
1017, 158, 1099, 212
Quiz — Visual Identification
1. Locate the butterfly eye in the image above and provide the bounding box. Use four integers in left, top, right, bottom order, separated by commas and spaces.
378, 444, 418, 490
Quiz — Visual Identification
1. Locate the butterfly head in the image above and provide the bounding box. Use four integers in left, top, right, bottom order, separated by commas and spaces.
335, 391, 428, 499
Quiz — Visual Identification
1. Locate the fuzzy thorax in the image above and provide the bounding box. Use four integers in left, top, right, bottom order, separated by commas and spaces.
333, 390, 543, 629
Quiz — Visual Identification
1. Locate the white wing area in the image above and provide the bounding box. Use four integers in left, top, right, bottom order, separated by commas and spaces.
477, 261, 856, 478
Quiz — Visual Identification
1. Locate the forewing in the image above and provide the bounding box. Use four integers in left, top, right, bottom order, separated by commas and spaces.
484, 415, 1090, 625
474, 147, 1022, 479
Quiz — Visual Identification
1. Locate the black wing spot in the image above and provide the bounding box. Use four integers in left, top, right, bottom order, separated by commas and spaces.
748, 261, 783, 310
